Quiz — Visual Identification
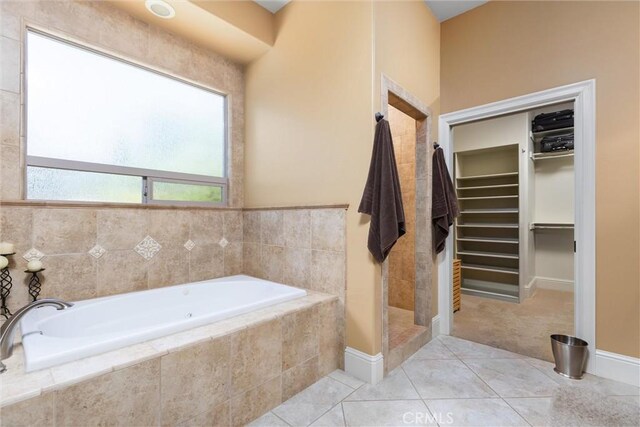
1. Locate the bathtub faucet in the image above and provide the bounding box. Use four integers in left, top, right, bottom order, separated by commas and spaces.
0, 298, 74, 374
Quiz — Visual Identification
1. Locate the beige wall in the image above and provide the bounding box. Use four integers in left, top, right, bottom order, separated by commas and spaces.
388, 105, 417, 311
245, 1, 440, 355
441, 0, 640, 358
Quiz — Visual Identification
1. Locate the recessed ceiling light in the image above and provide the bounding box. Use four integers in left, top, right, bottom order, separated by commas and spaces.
145, 0, 175, 19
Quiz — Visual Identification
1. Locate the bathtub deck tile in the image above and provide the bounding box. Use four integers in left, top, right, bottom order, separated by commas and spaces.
48, 342, 162, 390
0, 347, 55, 407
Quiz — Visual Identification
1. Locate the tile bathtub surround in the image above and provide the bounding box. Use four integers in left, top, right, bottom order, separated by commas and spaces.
0, 0, 244, 205
0, 206, 244, 313
0, 292, 342, 426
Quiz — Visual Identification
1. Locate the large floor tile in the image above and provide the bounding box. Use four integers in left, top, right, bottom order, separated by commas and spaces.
425, 398, 528, 427
344, 368, 419, 401
309, 404, 345, 427
407, 338, 457, 360
272, 377, 353, 426
342, 400, 437, 426
402, 359, 496, 399
506, 388, 640, 427
328, 370, 365, 390
247, 411, 290, 427
439, 335, 525, 360
465, 358, 559, 398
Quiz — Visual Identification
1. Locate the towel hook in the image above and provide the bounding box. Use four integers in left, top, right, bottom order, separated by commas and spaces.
375, 112, 384, 122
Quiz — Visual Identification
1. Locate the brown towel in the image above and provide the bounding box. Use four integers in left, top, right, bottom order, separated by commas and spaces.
432, 146, 459, 254
358, 119, 405, 263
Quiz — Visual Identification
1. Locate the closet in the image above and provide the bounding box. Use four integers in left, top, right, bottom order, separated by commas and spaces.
452, 103, 575, 303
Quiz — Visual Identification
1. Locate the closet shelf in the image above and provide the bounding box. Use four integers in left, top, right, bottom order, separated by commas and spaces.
457, 237, 519, 244
456, 172, 518, 181
458, 195, 518, 200
457, 223, 519, 229
530, 150, 574, 161
457, 250, 519, 260
458, 184, 519, 190
461, 264, 519, 275
530, 127, 574, 138
460, 208, 519, 214
530, 222, 574, 230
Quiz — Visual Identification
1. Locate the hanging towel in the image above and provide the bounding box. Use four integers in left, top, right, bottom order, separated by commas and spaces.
358, 119, 405, 263
432, 146, 459, 254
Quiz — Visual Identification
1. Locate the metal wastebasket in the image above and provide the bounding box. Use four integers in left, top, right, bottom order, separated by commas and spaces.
550, 334, 588, 379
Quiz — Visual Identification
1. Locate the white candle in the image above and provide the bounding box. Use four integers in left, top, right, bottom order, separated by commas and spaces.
0, 256, 8, 269
0, 242, 14, 254
27, 260, 43, 272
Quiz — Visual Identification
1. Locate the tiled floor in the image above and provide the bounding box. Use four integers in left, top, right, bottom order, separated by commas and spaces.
250, 335, 640, 427
388, 306, 427, 350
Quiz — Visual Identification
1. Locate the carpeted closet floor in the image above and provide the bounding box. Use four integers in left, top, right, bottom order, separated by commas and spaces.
452, 289, 574, 361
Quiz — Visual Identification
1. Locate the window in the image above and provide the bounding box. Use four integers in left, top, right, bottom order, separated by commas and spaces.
25, 30, 227, 206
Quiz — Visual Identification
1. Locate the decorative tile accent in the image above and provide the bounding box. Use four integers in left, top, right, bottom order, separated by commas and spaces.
23, 248, 44, 262
88, 245, 106, 259
183, 240, 195, 251
134, 236, 162, 260
218, 238, 229, 248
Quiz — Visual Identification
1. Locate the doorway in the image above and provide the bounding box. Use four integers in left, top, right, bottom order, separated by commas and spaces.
379, 76, 433, 373
437, 80, 596, 372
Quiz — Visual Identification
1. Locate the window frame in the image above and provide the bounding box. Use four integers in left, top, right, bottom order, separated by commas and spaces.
23, 27, 229, 207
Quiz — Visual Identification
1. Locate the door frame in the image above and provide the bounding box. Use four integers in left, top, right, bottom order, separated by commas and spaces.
437, 80, 596, 372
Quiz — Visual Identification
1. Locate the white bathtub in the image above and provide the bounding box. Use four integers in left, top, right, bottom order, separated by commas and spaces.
19, 275, 307, 372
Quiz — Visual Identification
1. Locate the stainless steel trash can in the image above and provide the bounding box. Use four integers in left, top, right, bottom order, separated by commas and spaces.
550, 334, 588, 379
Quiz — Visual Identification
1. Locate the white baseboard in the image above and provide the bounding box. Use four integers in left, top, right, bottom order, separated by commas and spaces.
533, 276, 574, 292
344, 347, 384, 385
432, 315, 440, 338
524, 278, 537, 299
595, 350, 640, 387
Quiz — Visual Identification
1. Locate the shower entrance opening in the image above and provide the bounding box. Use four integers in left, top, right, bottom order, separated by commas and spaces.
380, 76, 433, 374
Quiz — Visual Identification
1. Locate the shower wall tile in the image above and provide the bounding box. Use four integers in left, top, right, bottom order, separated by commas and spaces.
224, 211, 243, 242
283, 210, 311, 249
243, 212, 261, 243
33, 209, 97, 255
148, 247, 190, 288
283, 247, 311, 288
149, 210, 190, 249
96, 209, 148, 251
311, 209, 346, 252
190, 211, 224, 245
40, 254, 97, 301
261, 211, 284, 246
96, 250, 148, 297
0, 90, 20, 146
188, 244, 225, 283
224, 242, 243, 276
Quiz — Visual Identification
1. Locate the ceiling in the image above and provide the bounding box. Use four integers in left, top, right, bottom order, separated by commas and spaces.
253, 1, 488, 22
424, 1, 488, 22
254, 0, 290, 13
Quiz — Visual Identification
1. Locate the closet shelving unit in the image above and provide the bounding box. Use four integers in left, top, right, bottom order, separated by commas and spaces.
455, 145, 521, 302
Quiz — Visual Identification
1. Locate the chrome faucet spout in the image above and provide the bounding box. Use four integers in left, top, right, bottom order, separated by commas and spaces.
0, 298, 74, 373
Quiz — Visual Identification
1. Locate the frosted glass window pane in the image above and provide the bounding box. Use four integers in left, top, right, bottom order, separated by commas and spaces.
152, 181, 222, 203
26, 31, 225, 178
27, 167, 142, 203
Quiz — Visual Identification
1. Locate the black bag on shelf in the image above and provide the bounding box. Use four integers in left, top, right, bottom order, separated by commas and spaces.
532, 109, 574, 132
540, 133, 574, 152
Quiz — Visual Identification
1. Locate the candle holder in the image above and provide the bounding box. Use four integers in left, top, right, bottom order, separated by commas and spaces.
0, 252, 16, 319
24, 269, 45, 302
